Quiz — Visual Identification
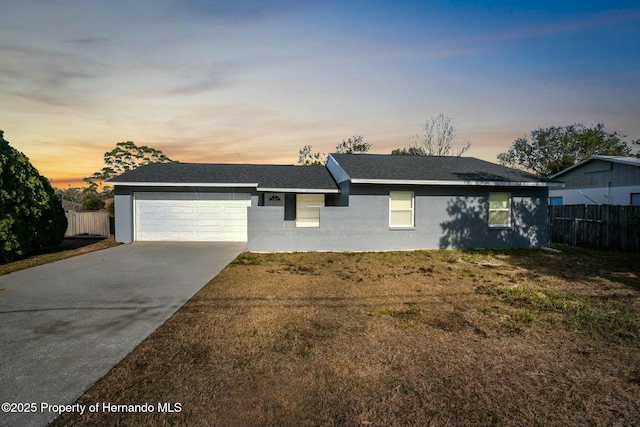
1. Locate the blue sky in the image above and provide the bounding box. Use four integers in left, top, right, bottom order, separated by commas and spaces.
1, 0, 639, 186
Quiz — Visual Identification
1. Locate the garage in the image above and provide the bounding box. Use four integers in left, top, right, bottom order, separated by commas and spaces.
109, 162, 340, 244
134, 192, 252, 242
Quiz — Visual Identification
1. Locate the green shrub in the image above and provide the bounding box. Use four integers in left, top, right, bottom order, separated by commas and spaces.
0, 131, 67, 262
81, 193, 106, 211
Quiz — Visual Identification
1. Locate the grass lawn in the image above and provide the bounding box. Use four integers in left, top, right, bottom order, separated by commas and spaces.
0, 237, 120, 276
52, 249, 640, 427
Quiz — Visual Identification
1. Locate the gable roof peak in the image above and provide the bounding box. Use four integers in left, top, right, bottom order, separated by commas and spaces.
550, 155, 640, 178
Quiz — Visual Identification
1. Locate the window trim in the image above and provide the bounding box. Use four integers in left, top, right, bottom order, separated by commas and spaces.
488, 192, 512, 228
389, 191, 414, 228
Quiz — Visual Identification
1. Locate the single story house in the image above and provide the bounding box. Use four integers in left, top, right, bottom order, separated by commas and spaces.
549, 156, 640, 206
109, 153, 562, 251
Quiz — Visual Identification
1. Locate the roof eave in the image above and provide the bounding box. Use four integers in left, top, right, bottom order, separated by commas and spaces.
107, 181, 340, 193
550, 158, 592, 178
257, 187, 340, 193
350, 178, 564, 188
108, 181, 259, 187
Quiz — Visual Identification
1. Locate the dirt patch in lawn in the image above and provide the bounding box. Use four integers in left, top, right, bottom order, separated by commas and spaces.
52, 249, 640, 427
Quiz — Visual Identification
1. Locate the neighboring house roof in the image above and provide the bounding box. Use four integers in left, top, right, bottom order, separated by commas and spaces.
329, 153, 563, 187
550, 156, 640, 178
107, 163, 339, 193
61, 199, 82, 212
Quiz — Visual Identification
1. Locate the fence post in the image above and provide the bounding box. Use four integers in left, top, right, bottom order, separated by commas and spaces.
572, 217, 578, 248
603, 206, 608, 250
548, 205, 554, 247
622, 206, 627, 252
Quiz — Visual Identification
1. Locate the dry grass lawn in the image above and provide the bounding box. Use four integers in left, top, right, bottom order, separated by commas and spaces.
0, 237, 119, 276
52, 248, 640, 427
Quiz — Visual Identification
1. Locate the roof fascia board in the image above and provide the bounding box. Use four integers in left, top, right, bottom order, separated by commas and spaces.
108, 182, 259, 187
107, 182, 340, 192
350, 178, 564, 188
609, 158, 640, 167
550, 158, 593, 178
258, 187, 340, 193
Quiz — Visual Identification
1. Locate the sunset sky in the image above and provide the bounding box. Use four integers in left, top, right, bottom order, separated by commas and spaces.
2, 0, 639, 188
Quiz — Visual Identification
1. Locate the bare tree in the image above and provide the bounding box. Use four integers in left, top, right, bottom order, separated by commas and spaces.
411, 114, 470, 156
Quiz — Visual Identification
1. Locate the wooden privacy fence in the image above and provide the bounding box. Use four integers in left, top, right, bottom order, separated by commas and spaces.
549, 205, 640, 252
65, 211, 111, 237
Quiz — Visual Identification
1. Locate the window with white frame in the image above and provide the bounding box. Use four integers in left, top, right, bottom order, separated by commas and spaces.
389, 191, 414, 228
488, 193, 511, 227
296, 194, 324, 227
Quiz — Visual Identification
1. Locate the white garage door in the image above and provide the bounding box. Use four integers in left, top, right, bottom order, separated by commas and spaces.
134, 192, 252, 242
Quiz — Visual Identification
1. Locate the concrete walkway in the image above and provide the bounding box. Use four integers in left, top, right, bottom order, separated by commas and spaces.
0, 242, 245, 427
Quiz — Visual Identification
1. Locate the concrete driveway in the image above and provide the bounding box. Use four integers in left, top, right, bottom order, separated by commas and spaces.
0, 242, 245, 427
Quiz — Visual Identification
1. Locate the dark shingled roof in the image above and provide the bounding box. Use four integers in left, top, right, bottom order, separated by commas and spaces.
108, 154, 561, 190
108, 163, 339, 191
330, 153, 561, 185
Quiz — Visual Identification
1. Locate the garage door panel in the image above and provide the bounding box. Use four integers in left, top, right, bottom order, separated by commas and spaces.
134, 192, 251, 242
